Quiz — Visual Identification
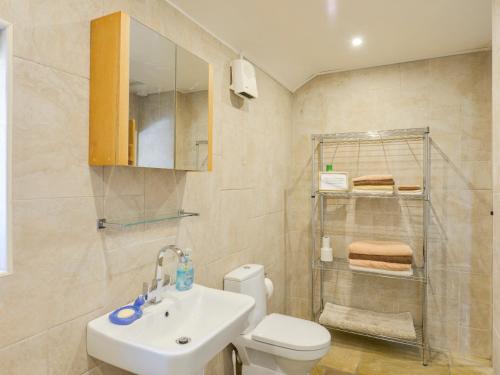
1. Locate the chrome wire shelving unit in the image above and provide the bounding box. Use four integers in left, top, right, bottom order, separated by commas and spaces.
310, 127, 430, 365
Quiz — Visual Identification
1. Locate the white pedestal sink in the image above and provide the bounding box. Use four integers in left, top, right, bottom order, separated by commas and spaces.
87, 284, 255, 375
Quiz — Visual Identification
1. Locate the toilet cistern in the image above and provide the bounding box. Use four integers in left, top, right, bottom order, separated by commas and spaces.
224, 264, 330, 375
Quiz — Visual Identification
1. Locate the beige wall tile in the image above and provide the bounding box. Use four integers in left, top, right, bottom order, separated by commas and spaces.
144, 168, 179, 215
461, 302, 493, 331
104, 262, 156, 312
0, 197, 105, 347
459, 327, 492, 359
4, 0, 102, 78
103, 167, 145, 197
13, 58, 103, 200
104, 237, 176, 277
48, 310, 101, 375
460, 273, 492, 306
215, 189, 252, 256
0, 333, 49, 375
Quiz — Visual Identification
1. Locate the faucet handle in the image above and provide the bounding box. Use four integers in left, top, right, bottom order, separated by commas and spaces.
163, 273, 172, 286
142, 282, 149, 295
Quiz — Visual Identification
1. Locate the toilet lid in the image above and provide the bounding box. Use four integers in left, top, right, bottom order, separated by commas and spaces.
251, 313, 331, 351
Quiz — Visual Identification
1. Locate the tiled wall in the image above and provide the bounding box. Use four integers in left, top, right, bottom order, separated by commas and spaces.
0, 1, 494, 373
0, 1, 291, 374
493, 0, 500, 372
287, 52, 492, 358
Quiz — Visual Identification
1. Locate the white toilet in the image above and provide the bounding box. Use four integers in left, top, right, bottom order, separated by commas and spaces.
224, 264, 331, 375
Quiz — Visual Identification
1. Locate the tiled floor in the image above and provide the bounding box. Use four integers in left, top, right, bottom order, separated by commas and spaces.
312, 332, 493, 375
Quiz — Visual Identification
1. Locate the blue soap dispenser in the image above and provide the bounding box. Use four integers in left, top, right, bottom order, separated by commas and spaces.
176, 248, 194, 291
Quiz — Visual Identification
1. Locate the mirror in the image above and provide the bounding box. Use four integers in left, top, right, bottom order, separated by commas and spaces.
128, 18, 176, 169
175, 47, 210, 171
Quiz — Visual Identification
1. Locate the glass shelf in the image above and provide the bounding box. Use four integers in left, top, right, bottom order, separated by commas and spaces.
97, 209, 199, 230
313, 258, 425, 282
316, 191, 426, 200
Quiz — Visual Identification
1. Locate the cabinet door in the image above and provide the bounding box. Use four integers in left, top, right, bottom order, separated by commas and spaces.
129, 17, 176, 169
89, 12, 129, 166
89, 12, 213, 171
175, 47, 213, 171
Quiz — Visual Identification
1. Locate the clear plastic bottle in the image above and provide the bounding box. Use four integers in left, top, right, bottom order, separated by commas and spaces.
176, 249, 194, 291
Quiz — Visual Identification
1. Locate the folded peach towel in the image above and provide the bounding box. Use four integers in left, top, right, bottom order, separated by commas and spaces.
352, 175, 394, 186
398, 185, 421, 191
349, 258, 412, 271
351, 185, 394, 191
349, 253, 412, 264
348, 240, 413, 256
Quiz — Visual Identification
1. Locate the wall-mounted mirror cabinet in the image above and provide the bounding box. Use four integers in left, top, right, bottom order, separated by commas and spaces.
89, 12, 213, 171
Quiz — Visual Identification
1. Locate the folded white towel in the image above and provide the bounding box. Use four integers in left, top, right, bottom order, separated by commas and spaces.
397, 190, 423, 196
349, 264, 414, 277
352, 189, 395, 195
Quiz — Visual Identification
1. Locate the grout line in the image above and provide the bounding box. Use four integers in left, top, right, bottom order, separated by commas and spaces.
13, 195, 106, 202
13, 193, 151, 202
0, 329, 48, 352
13, 55, 89, 81
44, 307, 104, 331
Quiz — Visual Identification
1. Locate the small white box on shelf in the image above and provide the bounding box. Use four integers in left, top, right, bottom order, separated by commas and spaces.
318, 172, 349, 192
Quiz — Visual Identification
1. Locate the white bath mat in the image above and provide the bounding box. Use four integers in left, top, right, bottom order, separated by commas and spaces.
319, 303, 417, 341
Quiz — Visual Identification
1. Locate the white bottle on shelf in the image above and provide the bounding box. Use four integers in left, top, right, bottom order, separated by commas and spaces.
320, 236, 333, 262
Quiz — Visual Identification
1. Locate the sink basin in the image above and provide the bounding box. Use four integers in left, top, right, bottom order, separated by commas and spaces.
87, 284, 255, 375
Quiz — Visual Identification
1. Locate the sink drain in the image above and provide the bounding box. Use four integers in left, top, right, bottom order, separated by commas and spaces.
176, 336, 191, 345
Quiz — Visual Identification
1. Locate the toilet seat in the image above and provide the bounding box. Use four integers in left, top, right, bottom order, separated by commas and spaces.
234, 314, 331, 362
235, 333, 330, 362
252, 313, 331, 351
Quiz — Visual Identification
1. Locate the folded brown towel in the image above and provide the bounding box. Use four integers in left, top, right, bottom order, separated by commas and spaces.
398, 185, 421, 191
353, 179, 395, 186
348, 240, 413, 256
349, 253, 412, 264
349, 259, 412, 271
352, 175, 394, 186
352, 174, 393, 182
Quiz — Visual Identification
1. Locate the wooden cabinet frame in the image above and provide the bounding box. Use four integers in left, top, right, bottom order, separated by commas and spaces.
89, 12, 129, 166
88, 12, 213, 170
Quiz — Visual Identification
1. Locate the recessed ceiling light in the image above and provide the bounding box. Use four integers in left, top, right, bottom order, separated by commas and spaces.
352, 37, 363, 47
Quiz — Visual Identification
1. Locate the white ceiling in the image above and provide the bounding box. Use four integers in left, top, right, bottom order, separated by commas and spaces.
167, 0, 491, 91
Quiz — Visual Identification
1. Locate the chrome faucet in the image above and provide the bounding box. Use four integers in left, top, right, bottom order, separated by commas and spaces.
146, 245, 185, 304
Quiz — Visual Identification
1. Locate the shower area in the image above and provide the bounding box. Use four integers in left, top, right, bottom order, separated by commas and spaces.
286, 51, 493, 360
